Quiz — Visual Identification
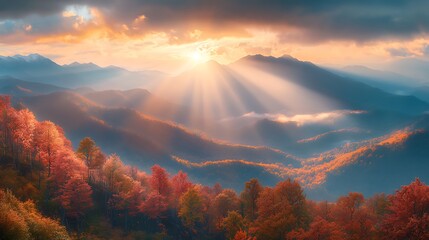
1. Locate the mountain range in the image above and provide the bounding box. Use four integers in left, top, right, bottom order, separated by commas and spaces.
2, 53, 429, 199
0, 54, 164, 90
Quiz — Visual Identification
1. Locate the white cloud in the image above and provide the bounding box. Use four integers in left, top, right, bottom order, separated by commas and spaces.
238, 110, 365, 126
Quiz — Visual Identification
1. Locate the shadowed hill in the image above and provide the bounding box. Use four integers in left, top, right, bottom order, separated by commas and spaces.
0, 76, 66, 96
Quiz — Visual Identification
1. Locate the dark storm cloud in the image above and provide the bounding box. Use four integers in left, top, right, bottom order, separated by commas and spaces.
1, 0, 429, 42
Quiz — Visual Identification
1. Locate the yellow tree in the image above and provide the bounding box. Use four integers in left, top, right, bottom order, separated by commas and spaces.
77, 137, 105, 180
222, 211, 246, 239
179, 186, 204, 230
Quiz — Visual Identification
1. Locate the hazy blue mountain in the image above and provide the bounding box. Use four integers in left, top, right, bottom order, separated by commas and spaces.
0, 76, 67, 96
330, 65, 419, 95
232, 55, 429, 115
0, 54, 165, 90
385, 58, 429, 83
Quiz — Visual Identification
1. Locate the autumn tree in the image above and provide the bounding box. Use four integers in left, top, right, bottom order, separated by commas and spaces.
110, 180, 145, 218
254, 187, 294, 240
382, 179, 429, 240
49, 149, 86, 196
140, 164, 172, 219
286, 216, 346, 240
171, 170, 193, 206
77, 137, 105, 180
33, 121, 64, 177
213, 189, 240, 227
150, 164, 171, 197
254, 179, 309, 240
10, 109, 36, 163
0, 189, 70, 240
178, 186, 204, 230
233, 230, 256, 240
366, 193, 390, 236
140, 191, 168, 219
58, 177, 93, 220
332, 192, 374, 239
222, 211, 246, 240
0, 96, 12, 158
102, 154, 125, 192
240, 178, 262, 221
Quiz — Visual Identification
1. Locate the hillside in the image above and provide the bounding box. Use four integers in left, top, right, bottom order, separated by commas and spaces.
0, 76, 66, 96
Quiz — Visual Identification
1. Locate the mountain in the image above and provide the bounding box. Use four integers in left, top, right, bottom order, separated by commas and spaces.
17, 90, 429, 198
412, 85, 429, 103
17, 91, 300, 190
331, 65, 419, 95
231, 55, 429, 115
385, 58, 429, 83
152, 60, 285, 122
307, 127, 429, 200
6, 53, 429, 198
84, 89, 194, 124
0, 54, 165, 90
0, 76, 67, 96
149, 55, 429, 145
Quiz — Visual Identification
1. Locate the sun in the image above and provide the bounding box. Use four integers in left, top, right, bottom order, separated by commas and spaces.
190, 50, 210, 63
192, 51, 203, 63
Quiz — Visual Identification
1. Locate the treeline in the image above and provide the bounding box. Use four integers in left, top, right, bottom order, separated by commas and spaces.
0, 95, 428, 240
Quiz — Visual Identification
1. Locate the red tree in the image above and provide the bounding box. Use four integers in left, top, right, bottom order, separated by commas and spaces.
116, 181, 145, 217
58, 177, 93, 219
150, 165, 171, 197
10, 109, 36, 157
287, 217, 346, 240
382, 179, 429, 240
140, 191, 168, 219
333, 192, 374, 240
171, 170, 193, 206
33, 121, 64, 177
49, 149, 86, 194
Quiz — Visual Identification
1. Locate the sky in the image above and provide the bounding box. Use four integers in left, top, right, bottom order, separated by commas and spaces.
1, 0, 429, 72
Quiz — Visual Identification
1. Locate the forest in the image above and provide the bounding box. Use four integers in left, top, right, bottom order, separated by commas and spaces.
0, 95, 428, 240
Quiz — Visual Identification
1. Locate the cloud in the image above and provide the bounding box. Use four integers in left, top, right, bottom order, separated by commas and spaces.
0, 1, 74, 18
386, 47, 413, 57
1, 0, 429, 44
423, 44, 429, 56
236, 110, 365, 126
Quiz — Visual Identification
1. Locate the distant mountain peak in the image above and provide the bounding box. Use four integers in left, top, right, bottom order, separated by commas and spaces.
238, 54, 301, 64
280, 54, 299, 61
204, 59, 221, 66
187, 59, 225, 72
11, 53, 49, 62
63, 61, 100, 69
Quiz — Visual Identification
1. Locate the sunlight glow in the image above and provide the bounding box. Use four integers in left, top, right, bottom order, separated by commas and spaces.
190, 50, 210, 64
192, 51, 202, 62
